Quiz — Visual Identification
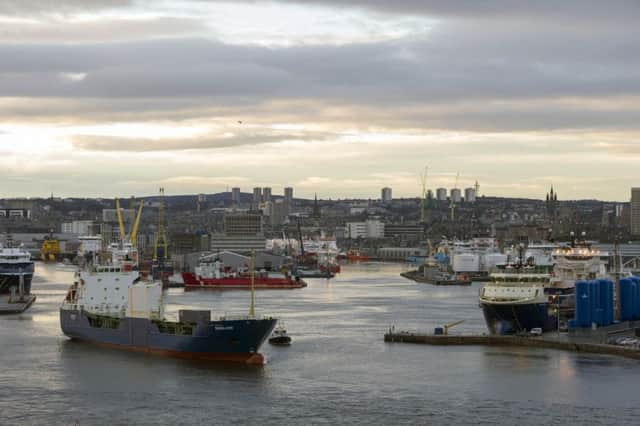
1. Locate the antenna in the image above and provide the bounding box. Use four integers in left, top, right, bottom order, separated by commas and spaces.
474, 180, 480, 197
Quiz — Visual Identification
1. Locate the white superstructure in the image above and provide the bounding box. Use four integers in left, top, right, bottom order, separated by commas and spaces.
63, 242, 163, 319
480, 270, 551, 305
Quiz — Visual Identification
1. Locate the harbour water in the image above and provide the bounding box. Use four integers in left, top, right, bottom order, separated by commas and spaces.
3, 263, 640, 425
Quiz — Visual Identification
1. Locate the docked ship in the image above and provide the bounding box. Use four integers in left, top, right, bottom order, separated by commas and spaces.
61, 242, 277, 364
182, 253, 306, 290
479, 238, 605, 335
0, 238, 36, 313
0, 240, 35, 296
401, 258, 472, 286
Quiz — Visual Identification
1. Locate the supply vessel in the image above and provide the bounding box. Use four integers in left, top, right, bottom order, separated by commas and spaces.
61, 241, 277, 364
183, 253, 306, 290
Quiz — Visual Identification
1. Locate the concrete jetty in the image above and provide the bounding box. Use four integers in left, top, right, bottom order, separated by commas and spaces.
384, 331, 640, 361
0, 294, 36, 314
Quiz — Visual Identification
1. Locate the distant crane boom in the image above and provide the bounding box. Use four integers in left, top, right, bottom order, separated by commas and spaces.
130, 201, 144, 246
115, 198, 126, 242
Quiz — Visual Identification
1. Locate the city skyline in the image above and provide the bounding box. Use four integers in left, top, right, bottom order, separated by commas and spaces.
1, 1, 639, 200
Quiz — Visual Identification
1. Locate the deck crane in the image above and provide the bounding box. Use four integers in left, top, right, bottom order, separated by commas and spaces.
443, 320, 464, 335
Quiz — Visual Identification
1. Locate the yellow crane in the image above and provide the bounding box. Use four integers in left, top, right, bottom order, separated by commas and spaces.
443, 319, 465, 335
130, 200, 144, 247
115, 197, 144, 247
115, 198, 126, 242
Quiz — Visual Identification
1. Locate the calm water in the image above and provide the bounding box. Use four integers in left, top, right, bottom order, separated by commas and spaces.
2, 263, 640, 425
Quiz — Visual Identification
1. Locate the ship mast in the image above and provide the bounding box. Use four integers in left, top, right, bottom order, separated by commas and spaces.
249, 249, 255, 318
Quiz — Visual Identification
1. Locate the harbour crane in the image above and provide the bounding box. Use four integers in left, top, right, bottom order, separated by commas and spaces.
115, 197, 144, 247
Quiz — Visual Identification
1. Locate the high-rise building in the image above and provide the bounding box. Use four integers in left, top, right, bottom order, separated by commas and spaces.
284, 187, 294, 203
263, 187, 272, 202
436, 188, 447, 201
450, 188, 462, 203
252, 187, 262, 210
631, 188, 640, 236
464, 188, 476, 203
381, 187, 392, 202
231, 187, 241, 205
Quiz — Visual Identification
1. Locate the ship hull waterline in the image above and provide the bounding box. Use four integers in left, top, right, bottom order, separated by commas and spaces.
60, 309, 277, 364
480, 301, 556, 335
182, 273, 306, 290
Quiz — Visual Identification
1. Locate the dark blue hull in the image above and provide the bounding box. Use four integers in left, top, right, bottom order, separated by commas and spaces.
481, 302, 555, 335
60, 309, 277, 363
0, 262, 34, 295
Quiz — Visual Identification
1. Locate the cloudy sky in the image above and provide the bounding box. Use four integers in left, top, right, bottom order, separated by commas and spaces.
1, 0, 638, 200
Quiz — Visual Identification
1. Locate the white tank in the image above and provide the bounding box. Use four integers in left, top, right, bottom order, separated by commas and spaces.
483, 253, 508, 271
452, 252, 481, 272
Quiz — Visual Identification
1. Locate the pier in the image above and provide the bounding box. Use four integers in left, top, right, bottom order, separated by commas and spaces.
384, 331, 640, 361
0, 294, 36, 314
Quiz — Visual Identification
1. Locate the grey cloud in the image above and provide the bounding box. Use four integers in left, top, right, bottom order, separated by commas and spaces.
0, 0, 129, 14
196, 0, 640, 22
0, 17, 206, 43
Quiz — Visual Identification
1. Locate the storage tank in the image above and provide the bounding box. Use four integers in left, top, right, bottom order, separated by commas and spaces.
452, 252, 481, 273
589, 280, 600, 327
598, 279, 613, 326
620, 278, 633, 321
632, 277, 640, 320
575, 281, 590, 327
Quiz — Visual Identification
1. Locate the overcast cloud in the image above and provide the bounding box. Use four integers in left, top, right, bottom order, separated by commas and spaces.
0, 0, 638, 199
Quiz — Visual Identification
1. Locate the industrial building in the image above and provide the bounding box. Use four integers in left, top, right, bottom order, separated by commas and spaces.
345, 219, 385, 239
631, 188, 640, 236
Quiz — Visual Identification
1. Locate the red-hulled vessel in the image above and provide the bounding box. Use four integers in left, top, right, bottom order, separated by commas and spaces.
183, 271, 306, 289
182, 254, 306, 290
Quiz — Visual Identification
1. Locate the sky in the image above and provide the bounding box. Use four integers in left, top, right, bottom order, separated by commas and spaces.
0, 0, 639, 201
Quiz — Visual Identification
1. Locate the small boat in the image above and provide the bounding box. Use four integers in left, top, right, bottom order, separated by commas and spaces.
268, 324, 291, 346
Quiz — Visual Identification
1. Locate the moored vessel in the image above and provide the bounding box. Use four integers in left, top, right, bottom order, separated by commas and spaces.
183, 253, 306, 290
60, 239, 277, 364
0, 237, 36, 314
479, 238, 606, 335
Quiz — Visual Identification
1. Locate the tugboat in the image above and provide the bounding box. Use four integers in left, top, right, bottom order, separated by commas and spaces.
268, 323, 291, 346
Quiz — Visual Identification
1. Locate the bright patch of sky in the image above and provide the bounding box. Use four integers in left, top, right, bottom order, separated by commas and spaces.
125, 0, 434, 46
